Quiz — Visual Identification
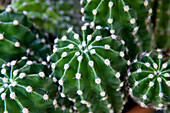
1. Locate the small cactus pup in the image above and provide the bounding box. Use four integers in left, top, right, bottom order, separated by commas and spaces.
49, 23, 128, 113
80, 0, 152, 58
0, 6, 51, 62
128, 50, 170, 110
0, 58, 68, 113
11, 0, 82, 36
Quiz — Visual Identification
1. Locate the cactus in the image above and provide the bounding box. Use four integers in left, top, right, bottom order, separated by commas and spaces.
80, 0, 152, 58
150, 0, 170, 49
0, 58, 70, 113
49, 23, 128, 113
0, 0, 169, 112
0, 7, 51, 63
11, 0, 82, 36
128, 50, 170, 110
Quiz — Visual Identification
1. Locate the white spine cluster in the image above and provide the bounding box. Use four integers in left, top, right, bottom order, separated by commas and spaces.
39, 72, 45, 78
92, 9, 97, 15
130, 18, 136, 24
75, 73, 81, 79
124, 6, 129, 12
95, 78, 101, 84
1, 93, 6, 100
22, 108, 29, 113
43, 94, 49, 100
26, 86, 33, 93
10, 92, 16, 99
104, 59, 110, 66
61, 52, 67, 58
77, 90, 83, 95
0, 34, 4, 40
108, 2, 113, 8
13, 20, 19, 26
19, 73, 26, 79
59, 80, 64, 86
88, 61, 94, 67
100, 91, 106, 97
14, 42, 20, 47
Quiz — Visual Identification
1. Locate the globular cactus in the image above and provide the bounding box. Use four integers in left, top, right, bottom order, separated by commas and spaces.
80, 0, 152, 58
128, 50, 170, 110
150, 0, 170, 49
49, 23, 128, 113
0, 7, 51, 63
11, 0, 82, 36
0, 58, 68, 113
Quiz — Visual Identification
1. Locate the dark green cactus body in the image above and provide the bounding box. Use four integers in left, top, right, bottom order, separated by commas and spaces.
0, 8, 51, 63
128, 50, 170, 110
0, 58, 69, 113
81, 0, 152, 58
150, 0, 170, 49
11, 0, 82, 36
49, 24, 128, 113
124, 0, 153, 52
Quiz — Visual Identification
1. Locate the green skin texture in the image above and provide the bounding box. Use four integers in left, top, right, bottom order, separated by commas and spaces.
0, 9, 51, 63
81, 0, 152, 58
128, 51, 170, 110
0, 59, 68, 113
50, 24, 127, 113
11, 0, 82, 36
150, 0, 170, 49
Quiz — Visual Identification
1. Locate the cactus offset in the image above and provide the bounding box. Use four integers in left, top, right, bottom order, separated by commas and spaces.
0, 58, 69, 113
0, 7, 51, 63
128, 50, 170, 110
11, 0, 82, 36
81, 0, 152, 58
49, 24, 128, 113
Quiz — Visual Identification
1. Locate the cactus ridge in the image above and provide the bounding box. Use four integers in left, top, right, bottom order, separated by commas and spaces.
128, 50, 170, 110
0, 58, 66, 113
49, 23, 128, 113
0, 8, 51, 63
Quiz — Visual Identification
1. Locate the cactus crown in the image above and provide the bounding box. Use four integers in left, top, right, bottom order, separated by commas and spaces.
128, 50, 170, 110
49, 23, 128, 113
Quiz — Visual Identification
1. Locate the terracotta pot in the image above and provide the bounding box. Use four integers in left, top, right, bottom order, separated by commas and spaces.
126, 105, 154, 113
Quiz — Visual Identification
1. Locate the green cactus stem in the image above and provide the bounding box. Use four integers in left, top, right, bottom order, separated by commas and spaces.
80, 0, 152, 58
0, 7, 51, 63
0, 58, 70, 113
150, 0, 170, 49
128, 50, 170, 110
49, 23, 128, 113
11, 0, 82, 36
